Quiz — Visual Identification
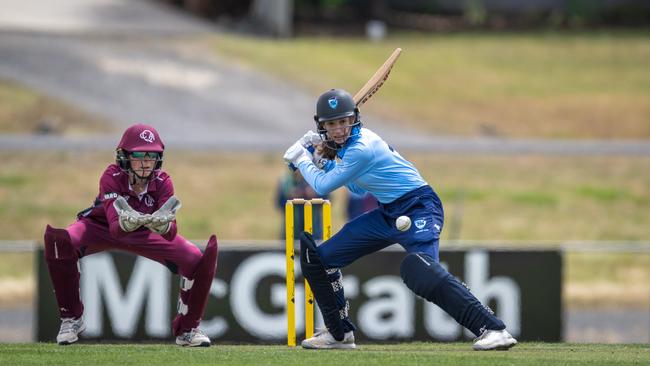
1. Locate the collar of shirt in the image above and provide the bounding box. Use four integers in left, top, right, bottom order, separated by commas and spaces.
337, 129, 362, 159
128, 182, 149, 200
126, 171, 159, 198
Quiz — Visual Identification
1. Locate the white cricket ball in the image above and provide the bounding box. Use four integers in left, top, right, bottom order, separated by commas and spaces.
396, 216, 411, 231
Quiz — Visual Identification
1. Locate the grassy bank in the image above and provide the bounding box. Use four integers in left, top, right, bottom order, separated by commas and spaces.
207, 30, 650, 139
0, 79, 113, 135
1, 151, 647, 241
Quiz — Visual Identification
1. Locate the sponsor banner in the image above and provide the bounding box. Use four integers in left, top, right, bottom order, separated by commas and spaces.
36, 247, 562, 342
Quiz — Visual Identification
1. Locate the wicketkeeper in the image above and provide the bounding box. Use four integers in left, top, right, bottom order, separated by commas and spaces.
44, 123, 218, 346
283, 89, 517, 350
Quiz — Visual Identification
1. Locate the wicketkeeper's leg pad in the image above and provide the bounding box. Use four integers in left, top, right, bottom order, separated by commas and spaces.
300, 232, 346, 341
44, 225, 78, 260
44, 225, 84, 319
172, 235, 218, 336
400, 252, 505, 336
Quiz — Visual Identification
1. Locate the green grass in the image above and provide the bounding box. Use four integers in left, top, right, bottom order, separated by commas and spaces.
0, 343, 648, 365
0, 252, 33, 278
575, 185, 630, 202
0, 79, 114, 135
565, 252, 650, 308
207, 30, 650, 139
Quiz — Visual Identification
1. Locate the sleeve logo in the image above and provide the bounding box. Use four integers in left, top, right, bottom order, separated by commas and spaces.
103, 192, 118, 200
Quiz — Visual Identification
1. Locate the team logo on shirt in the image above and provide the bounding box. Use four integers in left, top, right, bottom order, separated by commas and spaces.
139, 129, 155, 143
414, 218, 429, 234
328, 97, 338, 109
144, 195, 155, 207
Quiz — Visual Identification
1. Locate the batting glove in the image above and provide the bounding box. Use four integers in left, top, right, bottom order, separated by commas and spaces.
299, 130, 323, 149
283, 140, 311, 167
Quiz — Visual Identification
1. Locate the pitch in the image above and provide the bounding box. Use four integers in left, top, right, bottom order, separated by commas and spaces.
1, 343, 648, 366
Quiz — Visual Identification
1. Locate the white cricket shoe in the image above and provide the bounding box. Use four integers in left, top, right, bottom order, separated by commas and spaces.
176, 328, 211, 347
57, 317, 86, 345
301, 329, 356, 349
473, 329, 517, 351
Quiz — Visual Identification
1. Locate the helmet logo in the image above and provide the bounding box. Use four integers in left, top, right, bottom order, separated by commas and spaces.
328, 97, 338, 109
139, 130, 155, 143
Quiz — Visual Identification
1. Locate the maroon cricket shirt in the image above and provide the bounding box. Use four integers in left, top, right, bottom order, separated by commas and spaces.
77, 164, 177, 240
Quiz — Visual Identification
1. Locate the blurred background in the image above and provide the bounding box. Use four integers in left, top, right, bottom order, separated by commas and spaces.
0, 0, 648, 343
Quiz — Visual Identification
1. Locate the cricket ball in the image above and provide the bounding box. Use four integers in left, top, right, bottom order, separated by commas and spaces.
396, 215, 411, 232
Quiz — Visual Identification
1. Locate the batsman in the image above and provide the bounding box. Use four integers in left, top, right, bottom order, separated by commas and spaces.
44, 123, 218, 347
283, 89, 517, 350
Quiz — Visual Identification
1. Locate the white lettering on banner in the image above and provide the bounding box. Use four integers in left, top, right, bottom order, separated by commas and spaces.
271, 283, 305, 334
425, 302, 462, 340
81, 254, 170, 337
229, 254, 364, 339
465, 251, 521, 336
73, 250, 522, 341
226, 250, 520, 341
231, 253, 288, 339
358, 276, 414, 339
200, 279, 228, 337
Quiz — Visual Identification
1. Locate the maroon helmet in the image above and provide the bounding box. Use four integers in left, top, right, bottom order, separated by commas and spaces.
116, 123, 165, 173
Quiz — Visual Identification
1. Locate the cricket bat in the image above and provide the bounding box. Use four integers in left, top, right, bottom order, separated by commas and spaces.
353, 48, 402, 107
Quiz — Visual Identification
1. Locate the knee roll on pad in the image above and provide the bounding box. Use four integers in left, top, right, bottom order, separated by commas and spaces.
44, 225, 77, 260
299, 231, 320, 263
399, 252, 450, 301
299, 232, 324, 274
299, 231, 325, 271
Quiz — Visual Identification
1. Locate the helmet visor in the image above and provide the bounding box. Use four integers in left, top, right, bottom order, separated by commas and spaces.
130, 151, 161, 160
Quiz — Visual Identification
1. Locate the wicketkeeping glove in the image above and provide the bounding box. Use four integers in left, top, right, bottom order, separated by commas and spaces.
145, 196, 182, 235
113, 196, 152, 232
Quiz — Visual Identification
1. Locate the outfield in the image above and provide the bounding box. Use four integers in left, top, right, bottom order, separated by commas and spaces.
1, 151, 649, 242
0, 343, 648, 366
208, 30, 650, 139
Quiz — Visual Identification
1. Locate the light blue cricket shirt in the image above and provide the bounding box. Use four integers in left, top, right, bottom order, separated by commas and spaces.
297, 128, 428, 204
